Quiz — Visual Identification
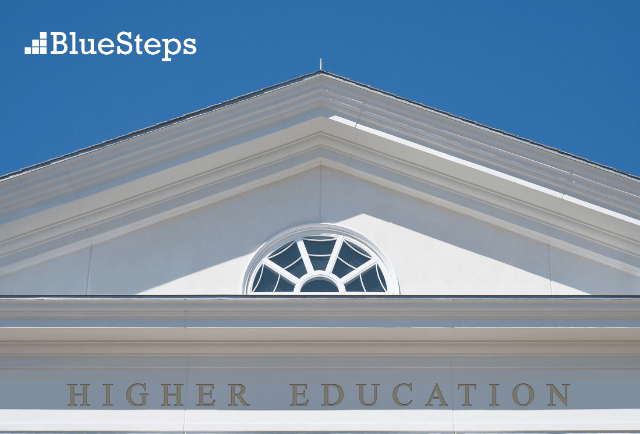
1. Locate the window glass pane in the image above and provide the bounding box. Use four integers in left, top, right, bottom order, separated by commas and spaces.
338, 241, 370, 268
253, 265, 279, 292
345, 276, 365, 292
310, 256, 330, 271
300, 278, 339, 292
274, 276, 294, 292
286, 258, 307, 278
332, 258, 354, 278
346, 240, 369, 257
361, 265, 386, 292
271, 241, 292, 256
303, 238, 336, 255
376, 264, 387, 291
269, 242, 302, 269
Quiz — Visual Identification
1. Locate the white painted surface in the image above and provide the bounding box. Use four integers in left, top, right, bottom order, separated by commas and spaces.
1, 74, 639, 285
87, 169, 321, 295
0, 297, 637, 432
0, 167, 637, 295
550, 245, 640, 295
321, 168, 552, 295
0, 73, 639, 433
0, 247, 90, 295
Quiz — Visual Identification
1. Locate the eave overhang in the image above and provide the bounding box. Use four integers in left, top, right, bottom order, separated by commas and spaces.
1, 296, 639, 348
0, 73, 638, 280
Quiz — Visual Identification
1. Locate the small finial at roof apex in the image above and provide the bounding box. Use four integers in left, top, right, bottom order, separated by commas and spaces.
320, 58, 322, 70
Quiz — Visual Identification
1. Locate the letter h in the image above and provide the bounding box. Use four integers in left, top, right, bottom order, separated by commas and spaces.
161, 383, 184, 406
68, 384, 90, 407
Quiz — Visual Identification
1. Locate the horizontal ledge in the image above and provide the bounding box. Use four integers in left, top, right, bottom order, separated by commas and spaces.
0, 409, 639, 432
1, 295, 640, 313
0, 297, 639, 320
1, 327, 640, 344
3, 295, 640, 299
0, 298, 638, 344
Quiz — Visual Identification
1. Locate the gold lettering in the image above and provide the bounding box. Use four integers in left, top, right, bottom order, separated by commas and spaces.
126, 383, 148, 407
161, 384, 184, 407
290, 384, 308, 407
357, 384, 379, 407
103, 384, 113, 407
425, 383, 448, 407
67, 384, 90, 407
392, 383, 412, 407
229, 384, 250, 407
490, 384, 499, 406
321, 384, 343, 407
512, 383, 534, 407
197, 384, 215, 407
547, 383, 569, 407
457, 384, 476, 407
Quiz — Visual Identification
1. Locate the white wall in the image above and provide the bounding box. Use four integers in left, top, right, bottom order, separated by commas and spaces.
1, 167, 638, 295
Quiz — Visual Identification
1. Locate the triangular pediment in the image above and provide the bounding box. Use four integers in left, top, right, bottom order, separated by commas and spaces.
1, 72, 639, 295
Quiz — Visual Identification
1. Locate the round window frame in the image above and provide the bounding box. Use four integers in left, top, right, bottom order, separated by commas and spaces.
243, 224, 400, 295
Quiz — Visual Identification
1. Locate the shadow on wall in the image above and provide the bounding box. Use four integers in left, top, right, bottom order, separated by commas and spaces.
1, 167, 637, 295
318, 167, 639, 296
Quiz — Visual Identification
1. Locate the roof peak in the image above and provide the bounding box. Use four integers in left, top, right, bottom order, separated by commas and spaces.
1, 70, 638, 183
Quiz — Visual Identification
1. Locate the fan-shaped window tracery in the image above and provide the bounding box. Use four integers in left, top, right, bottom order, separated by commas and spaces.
244, 225, 398, 295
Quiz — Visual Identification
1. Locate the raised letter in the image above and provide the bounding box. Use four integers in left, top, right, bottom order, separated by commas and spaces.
197, 384, 215, 407
490, 384, 499, 406
161, 384, 183, 407
162, 38, 181, 62
425, 383, 448, 407
457, 384, 476, 407
290, 384, 308, 407
117, 32, 132, 54
51, 32, 67, 54
229, 384, 250, 407
512, 383, 534, 407
321, 384, 343, 407
126, 383, 148, 407
103, 384, 113, 407
67, 384, 89, 407
80, 39, 96, 55
144, 38, 161, 55
98, 38, 114, 55
183, 38, 196, 55
547, 384, 569, 407
357, 384, 379, 407
393, 383, 412, 407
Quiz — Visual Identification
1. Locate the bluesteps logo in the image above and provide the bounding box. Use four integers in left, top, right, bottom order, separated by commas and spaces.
25, 32, 48, 54
24, 32, 196, 61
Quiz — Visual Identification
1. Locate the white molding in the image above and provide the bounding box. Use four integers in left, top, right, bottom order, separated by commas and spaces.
1, 142, 639, 280
4, 340, 640, 360
0, 76, 639, 282
2, 76, 637, 225
4, 408, 640, 433
0, 297, 639, 333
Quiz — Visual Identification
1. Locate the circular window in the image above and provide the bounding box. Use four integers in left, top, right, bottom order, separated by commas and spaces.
244, 224, 399, 294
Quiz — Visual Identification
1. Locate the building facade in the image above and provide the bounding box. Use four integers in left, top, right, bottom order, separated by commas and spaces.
0, 71, 639, 432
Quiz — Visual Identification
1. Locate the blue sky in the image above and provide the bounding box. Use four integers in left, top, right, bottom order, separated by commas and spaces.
1, 1, 639, 178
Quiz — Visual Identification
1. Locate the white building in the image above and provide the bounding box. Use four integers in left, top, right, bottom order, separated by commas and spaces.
0, 71, 639, 432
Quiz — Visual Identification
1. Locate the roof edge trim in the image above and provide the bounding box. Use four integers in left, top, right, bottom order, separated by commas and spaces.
2, 70, 638, 183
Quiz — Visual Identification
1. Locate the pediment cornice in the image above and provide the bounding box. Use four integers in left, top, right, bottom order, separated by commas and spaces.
0, 74, 638, 278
